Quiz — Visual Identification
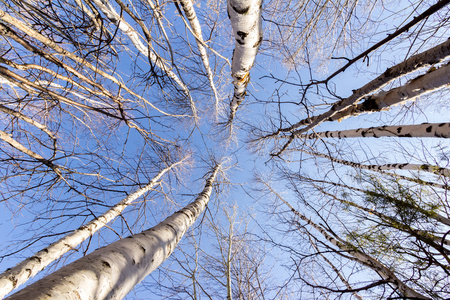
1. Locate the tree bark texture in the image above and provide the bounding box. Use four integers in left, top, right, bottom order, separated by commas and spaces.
290, 122, 450, 139
5, 164, 219, 300
276, 39, 450, 134
177, 0, 220, 112
0, 159, 185, 299
228, 0, 262, 122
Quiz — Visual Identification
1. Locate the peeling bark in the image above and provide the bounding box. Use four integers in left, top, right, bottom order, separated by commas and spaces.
0, 158, 186, 299
5, 164, 219, 300
228, 0, 262, 123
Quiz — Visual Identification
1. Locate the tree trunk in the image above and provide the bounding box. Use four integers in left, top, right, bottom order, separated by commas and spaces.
289, 122, 450, 139
5, 164, 219, 300
177, 0, 220, 113
300, 148, 450, 177
89, 0, 198, 120
228, 0, 262, 123
272, 38, 450, 135
299, 62, 450, 125
263, 182, 429, 299
0, 158, 186, 299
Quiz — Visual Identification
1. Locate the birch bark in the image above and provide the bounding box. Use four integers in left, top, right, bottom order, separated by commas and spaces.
270, 39, 450, 136
295, 62, 450, 126
0, 158, 186, 299
288, 122, 450, 139
5, 163, 219, 300
177, 0, 220, 113
299, 148, 450, 178
263, 182, 429, 299
88, 0, 198, 119
228, 0, 262, 122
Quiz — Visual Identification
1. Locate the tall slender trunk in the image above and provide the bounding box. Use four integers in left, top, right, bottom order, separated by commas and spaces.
297, 62, 450, 126
89, 0, 197, 120
263, 182, 429, 299
5, 164, 219, 300
287, 122, 450, 139
0, 158, 186, 299
228, 0, 262, 123
300, 148, 450, 177
267, 38, 450, 137
177, 0, 220, 113
226, 223, 233, 300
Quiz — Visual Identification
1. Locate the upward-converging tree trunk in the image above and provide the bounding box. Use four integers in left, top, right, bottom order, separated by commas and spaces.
287, 122, 450, 139
88, 0, 198, 120
299, 148, 450, 177
177, 0, 220, 114
5, 164, 220, 300
267, 39, 450, 156
0, 158, 186, 299
276, 38, 450, 135
227, 0, 262, 123
261, 181, 428, 299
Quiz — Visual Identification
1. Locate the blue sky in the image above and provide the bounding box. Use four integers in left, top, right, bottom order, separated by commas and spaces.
1, 0, 450, 298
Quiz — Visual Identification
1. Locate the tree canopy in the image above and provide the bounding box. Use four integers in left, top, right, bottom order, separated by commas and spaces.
0, 0, 450, 299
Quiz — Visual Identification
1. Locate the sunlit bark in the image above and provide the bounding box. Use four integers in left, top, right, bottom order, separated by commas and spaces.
286, 122, 450, 139
0, 158, 186, 298
88, 0, 198, 120
298, 148, 450, 178
266, 38, 450, 147
6, 163, 219, 300
228, 0, 262, 123
177, 0, 220, 114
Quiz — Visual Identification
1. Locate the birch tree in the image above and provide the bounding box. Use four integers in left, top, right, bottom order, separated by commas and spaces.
0, 158, 186, 298
227, 0, 262, 123
293, 148, 450, 177
2, 0, 450, 298
176, 0, 220, 114
258, 33, 450, 153
285, 122, 450, 139
5, 164, 220, 300
259, 178, 430, 299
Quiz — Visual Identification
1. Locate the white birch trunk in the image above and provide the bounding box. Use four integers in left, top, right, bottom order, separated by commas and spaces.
298, 149, 450, 226
0, 104, 56, 142
273, 39, 450, 135
0, 158, 185, 299
5, 163, 219, 300
177, 0, 220, 113
289, 122, 450, 139
89, 0, 197, 119
301, 148, 450, 178
306, 62, 450, 125
228, 0, 262, 122
388, 171, 450, 191
264, 183, 428, 299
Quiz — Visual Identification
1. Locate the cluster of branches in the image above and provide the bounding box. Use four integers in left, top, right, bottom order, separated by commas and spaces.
1, 0, 450, 299
247, 0, 450, 298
